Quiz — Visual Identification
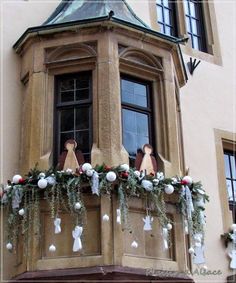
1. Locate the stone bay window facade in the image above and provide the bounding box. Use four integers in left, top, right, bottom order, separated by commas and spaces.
3, 0, 201, 281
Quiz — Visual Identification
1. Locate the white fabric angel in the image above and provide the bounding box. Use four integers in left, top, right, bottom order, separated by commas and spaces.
54, 218, 61, 234
143, 215, 153, 231
72, 226, 83, 252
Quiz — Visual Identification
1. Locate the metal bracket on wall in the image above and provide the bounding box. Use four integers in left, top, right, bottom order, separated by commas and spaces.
187, 57, 201, 75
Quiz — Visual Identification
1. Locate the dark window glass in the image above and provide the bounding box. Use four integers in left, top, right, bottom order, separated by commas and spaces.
156, 0, 178, 37
121, 76, 154, 165
184, 0, 207, 52
55, 72, 92, 163
224, 150, 236, 222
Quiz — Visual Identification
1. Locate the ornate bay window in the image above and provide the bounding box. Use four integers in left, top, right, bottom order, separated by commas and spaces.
10, 0, 192, 280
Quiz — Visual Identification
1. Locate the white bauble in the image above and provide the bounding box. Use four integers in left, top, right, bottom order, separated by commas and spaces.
46, 176, 56, 186
37, 178, 48, 189
86, 169, 94, 177
166, 223, 172, 230
131, 241, 138, 248
188, 247, 195, 254
38, 172, 46, 179
171, 177, 178, 184
66, 168, 73, 174
182, 176, 193, 185
102, 214, 109, 221
141, 180, 153, 192
49, 244, 56, 252
120, 164, 129, 172
6, 242, 13, 250
82, 163, 92, 172
164, 184, 174, 194
202, 265, 208, 271
153, 179, 159, 185
74, 202, 82, 210
134, 170, 141, 178
156, 172, 164, 180
12, 175, 22, 184
231, 224, 236, 232
4, 185, 11, 192
106, 171, 116, 182
18, 209, 25, 216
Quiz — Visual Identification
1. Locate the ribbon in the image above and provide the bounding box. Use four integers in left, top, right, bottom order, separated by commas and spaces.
162, 228, 169, 250
72, 226, 83, 252
12, 186, 23, 209
116, 209, 121, 224
54, 218, 61, 234
185, 186, 194, 220
143, 215, 153, 231
91, 171, 99, 195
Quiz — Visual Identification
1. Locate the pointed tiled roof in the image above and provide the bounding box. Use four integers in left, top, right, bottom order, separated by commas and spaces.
43, 0, 148, 28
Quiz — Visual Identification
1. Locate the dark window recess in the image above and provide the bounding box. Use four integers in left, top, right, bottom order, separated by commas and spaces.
224, 150, 236, 223
121, 76, 154, 166
156, 0, 178, 37
54, 72, 92, 164
184, 0, 207, 52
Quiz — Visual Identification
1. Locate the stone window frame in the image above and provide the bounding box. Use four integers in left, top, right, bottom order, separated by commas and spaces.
214, 129, 236, 231
149, 0, 222, 65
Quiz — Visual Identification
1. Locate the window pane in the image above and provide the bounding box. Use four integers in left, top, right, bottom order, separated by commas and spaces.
156, 0, 162, 4
184, 0, 189, 14
227, 179, 233, 201
165, 26, 171, 36
230, 155, 236, 179
76, 76, 90, 89
75, 107, 89, 130
192, 36, 199, 50
123, 132, 136, 157
75, 130, 90, 153
191, 19, 198, 35
186, 17, 191, 33
121, 79, 147, 107
60, 132, 74, 153
164, 8, 170, 25
234, 181, 236, 201
163, 0, 168, 8
76, 89, 89, 101
189, 1, 196, 17
157, 6, 164, 22
60, 109, 74, 132
60, 90, 74, 103
160, 24, 165, 33
224, 154, 231, 178
60, 79, 74, 91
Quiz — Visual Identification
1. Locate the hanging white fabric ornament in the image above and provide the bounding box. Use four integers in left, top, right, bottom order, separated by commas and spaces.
12, 187, 23, 209
143, 215, 153, 231
141, 180, 153, 192
185, 186, 194, 219
49, 244, 56, 252
153, 179, 159, 185
38, 178, 48, 189
228, 229, 236, 269
164, 184, 174, 195
131, 241, 138, 248
45, 176, 56, 186
166, 223, 172, 230
86, 169, 94, 177
6, 242, 13, 250
18, 208, 25, 216
91, 171, 99, 195
184, 219, 189, 234
199, 210, 206, 226
12, 175, 22, 184
74, 202, 82, 210
195, 197, 205, 209
72, 226, 83, 252
162, 228, 169, 249
193, 245, 205, 265
120, 164, 129, 172
156, 172, 164, 180
82, 163, 92, 172
54, 218, 61, 234
188, 247, 195, 254
106, 171, 116, 182
102, 214, 109, 221
182, 176, 193, 185
134, 170, 141, 178
116, 209, 121, 224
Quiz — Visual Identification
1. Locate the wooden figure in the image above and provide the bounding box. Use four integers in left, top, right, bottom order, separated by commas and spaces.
58, 139, 84, 172
135, 144, 157, 175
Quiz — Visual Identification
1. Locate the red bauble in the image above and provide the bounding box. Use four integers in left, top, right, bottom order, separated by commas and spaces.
121, 172, 129, 178
19, 178, 25, 184
105, 165, 111, 171
181, 180, 188, 185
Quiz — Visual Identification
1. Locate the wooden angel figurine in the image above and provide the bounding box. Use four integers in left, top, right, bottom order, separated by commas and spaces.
135, 144, 157, 175
58, 139, 84, 172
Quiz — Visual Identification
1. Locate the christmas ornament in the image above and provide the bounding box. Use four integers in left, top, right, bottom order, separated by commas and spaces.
12, 175, 22, 184
38, 172, 46, 179
54, 218, 61, 234
185, 186, 194, 219
106, 171, 116, 182
131, 241, 138, 248
18, 208, 25, 216
66, 168, 73, 174
134, 170, 141, 178
74, 202, 82, 210
193, 245, 205, 265
72, 226, 83, 252
116, 209, 121, 224
171, 177, 178, 184
141, 180, 153, 192
153, 178, 159, 185
228, 229, 236, 269
120, 164, 129, 172
231, 224, 236, 232
195, 197, 205, 209
184, 219, 189, 234
45, 176, 56, 185
49, 244, 56, 252
12, 187, 22, 209
91, 171, 99, 195
197, 189, 205, 195
82, 163, 92, 172
164, 184, 174, 195
188, 247, 195, 254
166, 223, 172, 230
182, 176, 193, 185
86, 169, 94, 177
121, 172, 129, 178
137, 144, 157, 175
143, 215, 153, 231
6, 242, 13, 250
102, 214, 109, 221
162, 228, 169, 249
37, 178, 48, 189
156, 172, 164, 180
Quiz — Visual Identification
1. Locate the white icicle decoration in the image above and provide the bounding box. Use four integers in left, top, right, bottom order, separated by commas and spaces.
162, 228, 169, 250
91, 171, 99, 195
116, 209, 121, 224
72, 226, 83, 252
54, 217, 61, 234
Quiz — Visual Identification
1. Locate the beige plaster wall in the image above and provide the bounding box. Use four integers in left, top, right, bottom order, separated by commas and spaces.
0, 0, 235, 282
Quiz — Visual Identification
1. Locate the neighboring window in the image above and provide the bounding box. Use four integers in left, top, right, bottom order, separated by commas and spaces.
54, 72, 92, 163
156, 0, 178, 36
121, 76, 154, 164
184, 0, 206, 52
224, 150, 236, 222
